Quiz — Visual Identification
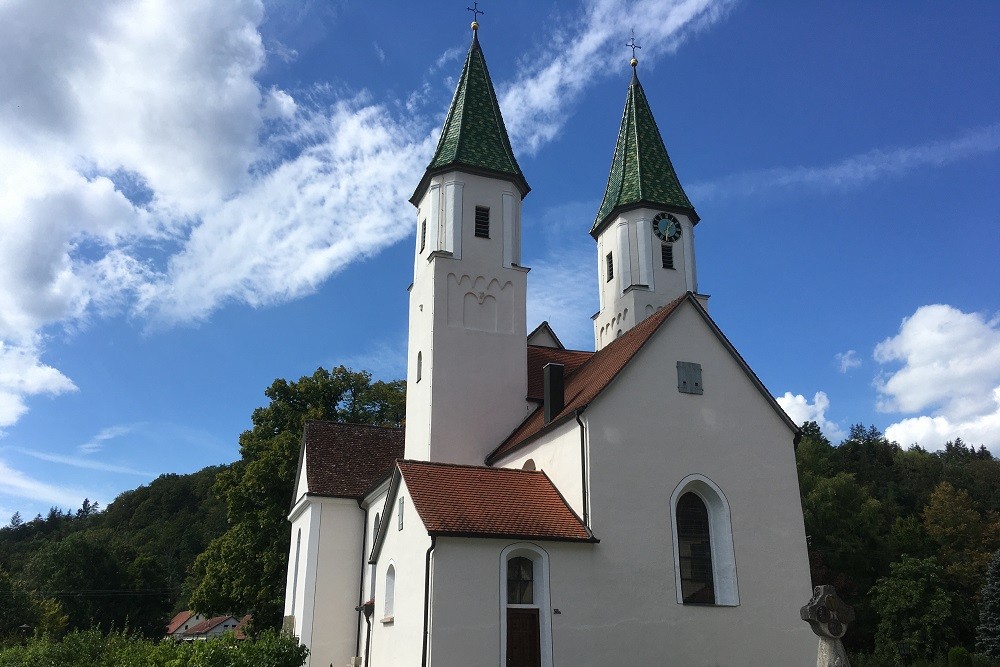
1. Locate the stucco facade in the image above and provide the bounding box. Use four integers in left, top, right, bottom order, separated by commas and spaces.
283, 22, 815, 667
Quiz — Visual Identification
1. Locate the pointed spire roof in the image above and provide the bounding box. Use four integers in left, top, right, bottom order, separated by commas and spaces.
592, 65, 697, 235
411, 30, 529, 204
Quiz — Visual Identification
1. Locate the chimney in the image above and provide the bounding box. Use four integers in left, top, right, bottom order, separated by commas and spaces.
543, 363, 565, 424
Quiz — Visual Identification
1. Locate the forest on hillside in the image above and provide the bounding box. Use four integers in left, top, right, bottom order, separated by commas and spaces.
2, 365, 1000, 666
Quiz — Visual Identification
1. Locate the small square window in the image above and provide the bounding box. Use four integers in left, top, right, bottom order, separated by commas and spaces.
661, 243, 674, 269
475, 206, 490, 238
677, 361, 703, 395
606, 252, 614, 282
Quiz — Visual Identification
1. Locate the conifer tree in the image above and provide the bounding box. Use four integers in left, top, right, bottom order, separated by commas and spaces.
978, 549, 1000, 658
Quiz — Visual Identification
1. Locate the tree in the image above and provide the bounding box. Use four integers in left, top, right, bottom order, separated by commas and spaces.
870, 556, 956, 665
979, 549, 1000, 658
7, 512, 22, 529
189, 366, 405, 630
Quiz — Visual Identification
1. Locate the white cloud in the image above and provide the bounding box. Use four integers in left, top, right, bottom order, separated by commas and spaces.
0, 0, 761, 428
0, 459, 90, 508
17, 449, 151, 477
0, 340, 77, 429
501, 0, 734, 154
876, 304, 1000, 451
776, 391, 846, 441
689, 123, 1000, 201
79, 425, 133, 455
835, 350, 861, 373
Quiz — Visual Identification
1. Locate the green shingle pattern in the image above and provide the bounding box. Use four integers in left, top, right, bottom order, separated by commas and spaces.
423, 33, 527, 194
592, 70, 696, 234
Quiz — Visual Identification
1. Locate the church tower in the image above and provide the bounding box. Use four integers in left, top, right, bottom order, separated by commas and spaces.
404, 21, 530, 464
592, 56, 701, 351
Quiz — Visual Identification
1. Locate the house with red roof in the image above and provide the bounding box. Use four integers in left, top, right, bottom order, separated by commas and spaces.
283, 18, 814, 667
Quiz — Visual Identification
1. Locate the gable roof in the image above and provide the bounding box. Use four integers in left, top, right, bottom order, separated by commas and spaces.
166, 610, 194, 635
411, 31, 528, 204
185, 615, 237, 636
300, 421, 404, 500
592, 67, 697, 236
526, 321, 565, 349
371, 460, 595, 561
526, 345, 593, 403
488, 293, 800, 464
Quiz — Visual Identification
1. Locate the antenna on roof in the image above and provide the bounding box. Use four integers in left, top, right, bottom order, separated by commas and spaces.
626, 30, 642, 69
467, 2, 484, 32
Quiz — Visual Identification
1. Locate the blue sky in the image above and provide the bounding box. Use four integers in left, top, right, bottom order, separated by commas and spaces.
0, 0, 998, 521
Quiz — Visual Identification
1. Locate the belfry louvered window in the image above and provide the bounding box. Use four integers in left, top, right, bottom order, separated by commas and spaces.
606, 252, 614, 282
661, 243, 674, 269
475, 206, 490, 238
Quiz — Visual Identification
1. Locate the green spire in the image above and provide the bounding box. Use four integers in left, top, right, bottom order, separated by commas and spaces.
411, 30, 528, 204
592, 66, 697, 235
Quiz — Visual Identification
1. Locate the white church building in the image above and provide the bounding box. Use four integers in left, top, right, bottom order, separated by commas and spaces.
283, 20, 816, 667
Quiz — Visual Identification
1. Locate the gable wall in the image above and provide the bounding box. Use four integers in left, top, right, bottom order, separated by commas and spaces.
576, 301, 814, 662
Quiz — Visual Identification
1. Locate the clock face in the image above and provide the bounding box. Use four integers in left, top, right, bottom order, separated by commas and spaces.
652, 213, 681, 242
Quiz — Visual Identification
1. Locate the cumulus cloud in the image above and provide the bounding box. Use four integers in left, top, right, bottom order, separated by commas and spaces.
835, 350, 861, 373
0, 0, 734, 427
776, 391, 846, 441
876, 304, 1000, 451
0, 340, 77, 429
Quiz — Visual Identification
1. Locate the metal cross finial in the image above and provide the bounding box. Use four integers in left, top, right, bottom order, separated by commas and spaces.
467, 2, 485, 23
626, 30, 642, 60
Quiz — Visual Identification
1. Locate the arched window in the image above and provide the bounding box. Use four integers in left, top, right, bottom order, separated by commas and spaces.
676, 493, 714, 604
670, 474, 739, 606
500, 544, 552, 667
383, 563, 395, 620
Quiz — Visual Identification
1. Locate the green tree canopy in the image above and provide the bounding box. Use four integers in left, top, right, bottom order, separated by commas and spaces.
188, 366, 405, 630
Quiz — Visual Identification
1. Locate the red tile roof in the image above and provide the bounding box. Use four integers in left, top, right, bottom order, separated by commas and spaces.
166, 610, 194, 635
526, 346, 593, 402
488, 294, 688, 463
397, 460, 594, 542
303, 421, 404, 499
185, 615, 237, 636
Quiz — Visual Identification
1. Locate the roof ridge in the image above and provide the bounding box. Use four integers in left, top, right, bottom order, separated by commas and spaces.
305, 420, 404, 432
398, 458, 542, 474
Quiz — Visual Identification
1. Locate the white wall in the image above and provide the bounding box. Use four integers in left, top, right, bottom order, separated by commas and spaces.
367, 478, 433, 667
405, 170, 530, 465
593, 208, 696, 350
424, 300, 814, 665
285, 497, 365, 667
493, 418, 585, 517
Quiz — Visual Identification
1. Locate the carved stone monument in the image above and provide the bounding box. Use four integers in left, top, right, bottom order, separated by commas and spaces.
801, 585, 855, 667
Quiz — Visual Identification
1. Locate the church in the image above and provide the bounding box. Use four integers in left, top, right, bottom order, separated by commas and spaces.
283, 18, 815, 667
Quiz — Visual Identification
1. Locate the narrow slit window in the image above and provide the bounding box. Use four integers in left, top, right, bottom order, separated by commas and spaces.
606, 252, 614, 282
420, 220, 427, 252
475, 206, 490, 238
661, 243, 674, 269
398, 497, 404, 530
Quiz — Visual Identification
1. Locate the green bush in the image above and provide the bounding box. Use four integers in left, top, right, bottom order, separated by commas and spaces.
0, 629, 307, 667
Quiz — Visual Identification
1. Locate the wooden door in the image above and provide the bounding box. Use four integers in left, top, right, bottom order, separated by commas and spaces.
506, 608, 541, 667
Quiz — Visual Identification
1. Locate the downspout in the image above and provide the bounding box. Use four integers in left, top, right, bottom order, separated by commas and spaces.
421, 536, 437, 667
355, 505, 368, 656
576, 409, 590, 527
